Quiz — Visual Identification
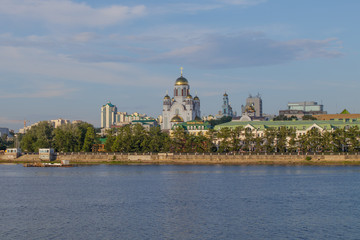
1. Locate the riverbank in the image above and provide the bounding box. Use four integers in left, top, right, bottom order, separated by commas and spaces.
2, 153, 360, 165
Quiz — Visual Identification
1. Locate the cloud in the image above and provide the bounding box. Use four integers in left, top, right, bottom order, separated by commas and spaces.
0, 85, 76, 99
71, 31, 342, 69
142, 32, 343, 68
0, 46, 169, 88
0, 0, 146, 27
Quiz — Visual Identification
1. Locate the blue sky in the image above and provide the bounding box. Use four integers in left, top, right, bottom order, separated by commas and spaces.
0, 0, 359, 130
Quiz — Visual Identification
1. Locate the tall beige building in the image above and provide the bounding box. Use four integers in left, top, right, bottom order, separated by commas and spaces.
101, 101, 117, 128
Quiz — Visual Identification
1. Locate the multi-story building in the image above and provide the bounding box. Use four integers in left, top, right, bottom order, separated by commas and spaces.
0, 128, 10, 137
279, 101, 326, 119
115, 112, 150, 125
19, 118, 71, 133
101, 101, 117, 129
161, 70, 201, 130
241, 94, 263, 118
214, 119, 360, 147
50, 118, 71, 128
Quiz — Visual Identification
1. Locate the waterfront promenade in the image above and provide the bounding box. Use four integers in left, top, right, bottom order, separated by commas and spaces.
2, 152, 360, 165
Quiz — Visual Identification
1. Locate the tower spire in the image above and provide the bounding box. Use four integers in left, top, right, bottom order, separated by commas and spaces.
180, 66, 183, 76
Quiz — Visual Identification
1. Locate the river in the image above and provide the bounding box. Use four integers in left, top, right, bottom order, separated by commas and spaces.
1, 164, 360, 239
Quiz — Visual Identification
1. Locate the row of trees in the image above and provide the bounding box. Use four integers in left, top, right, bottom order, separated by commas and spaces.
20, 121, 98, 152
104, 125, 360, 153
215, 126, 360, 153
18, 121, 360, 153
0, 133, 14, 151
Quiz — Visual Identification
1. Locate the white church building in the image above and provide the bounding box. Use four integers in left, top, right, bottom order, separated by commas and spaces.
161, 70, 201, 130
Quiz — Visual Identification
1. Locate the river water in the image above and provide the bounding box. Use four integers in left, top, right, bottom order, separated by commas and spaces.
1, 164, 360, 239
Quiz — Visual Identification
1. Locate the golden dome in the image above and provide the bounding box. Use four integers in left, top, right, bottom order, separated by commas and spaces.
175, 76, 188, 86
223, 92, 228, 97
186, 94, 193, 99
245, 105, 255, 112
164, 95, 170, 100
194, 96, 199, 100
171, 115, 184, 122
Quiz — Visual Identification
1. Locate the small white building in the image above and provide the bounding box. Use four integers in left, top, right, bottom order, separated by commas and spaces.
39, 148, 55, 161
5, 148, 21, 159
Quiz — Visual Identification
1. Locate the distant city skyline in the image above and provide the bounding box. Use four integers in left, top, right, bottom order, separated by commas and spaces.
0, 0, 359, 130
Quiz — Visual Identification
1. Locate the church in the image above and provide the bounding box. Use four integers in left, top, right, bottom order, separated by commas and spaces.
161, 69, 201, 130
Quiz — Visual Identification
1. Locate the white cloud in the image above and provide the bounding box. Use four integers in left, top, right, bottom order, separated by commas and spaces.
140, 33, 343, 68
0, 0, 146, 27
0, 46, 169, 88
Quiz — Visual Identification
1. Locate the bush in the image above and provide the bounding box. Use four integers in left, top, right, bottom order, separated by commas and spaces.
305, 156, 312, 161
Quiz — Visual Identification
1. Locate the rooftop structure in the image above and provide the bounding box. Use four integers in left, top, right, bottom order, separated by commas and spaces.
288, 101, 323, 111
279, 101, 327, 119
172, 119, 212, 135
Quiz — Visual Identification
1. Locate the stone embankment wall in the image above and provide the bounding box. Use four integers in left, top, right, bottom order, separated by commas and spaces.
2, 152, 360, 165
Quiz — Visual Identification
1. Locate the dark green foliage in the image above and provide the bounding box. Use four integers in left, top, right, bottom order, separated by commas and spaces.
209, 116, 232, 127
302, 115, 317, 120
110, 125, 171, 153
18, 121, 360, 154
273, 115, 298, 121
82, 127, 96, 152
20, 121, 96, 152
20, 121, 54, 152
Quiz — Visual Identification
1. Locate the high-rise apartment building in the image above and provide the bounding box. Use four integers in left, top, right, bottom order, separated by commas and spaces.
101, 101, 117, 128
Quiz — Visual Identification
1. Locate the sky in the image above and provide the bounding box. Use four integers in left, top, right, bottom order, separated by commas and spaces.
0, 0, 359, 131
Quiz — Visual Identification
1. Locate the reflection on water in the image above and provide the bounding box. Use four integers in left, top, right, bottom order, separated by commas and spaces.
1, 164, 360, 239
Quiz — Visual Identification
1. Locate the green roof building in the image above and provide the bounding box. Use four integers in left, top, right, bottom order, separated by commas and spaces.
215, 119, 360, 137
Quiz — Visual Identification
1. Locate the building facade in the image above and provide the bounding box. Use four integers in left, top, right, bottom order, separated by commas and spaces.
161, 72, 201, 130
214, 119, 360, 147
279, 101, 327, 119
241, 94, 263, 118
101, 101, 117, 129
0, 128, 10, 137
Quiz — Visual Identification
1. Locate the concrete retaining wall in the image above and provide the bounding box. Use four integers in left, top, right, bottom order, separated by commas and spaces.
2, 152, 360, 165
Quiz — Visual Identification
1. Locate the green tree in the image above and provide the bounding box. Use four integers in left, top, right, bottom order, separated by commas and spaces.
217, 127, 231, 152
264, 128, 276, 153
20, 121, 54, 152
170, 127, 188, 153
82, 127, 96, 152
302, 115, 317, 120
104, 129, 116, 152
276, 127, 289, 153
208, 116, 232, 127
